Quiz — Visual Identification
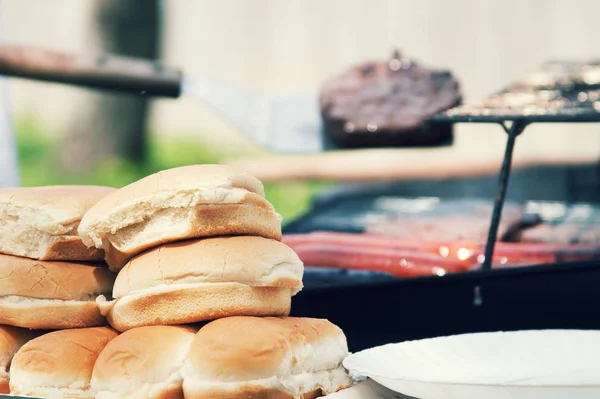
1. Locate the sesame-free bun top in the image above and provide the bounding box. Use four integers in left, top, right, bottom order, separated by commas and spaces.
0, 326, 36, 394
113, 236, 304, 298
0, 254, 115, 329
78, 165, 283, 270
0, 254, 114, 302
96, 237, 303, 332
0, 185, 115, 261
91, 325, 197, 399
0, 185, 116, 227
9, 327, 118, 399
182, 317, 352, 398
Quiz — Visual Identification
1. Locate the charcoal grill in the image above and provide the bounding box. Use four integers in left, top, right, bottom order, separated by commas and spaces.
289, 61, 600, 352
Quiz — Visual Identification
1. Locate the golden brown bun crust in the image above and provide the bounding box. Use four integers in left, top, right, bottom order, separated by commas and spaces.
100, 284, 291, 332
91, 326, 197, 399
0, 325, 35, 370
0, 254, 115, 329
0, 254, 115, 301
9, 327, 118, 397
187, 317, 345, 381
0, 185, 114, 261
40, 236, 104, 262
0, 325, 35, 394
113, 236, 303, 298
95, 380, 184, 399
92, 325, 196, 381
184, 387, 323, 399
78, 165, 282, 270
0, 298, 109, 329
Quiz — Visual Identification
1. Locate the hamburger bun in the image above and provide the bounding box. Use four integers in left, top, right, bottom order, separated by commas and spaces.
9, 327, 118, 398
97, 236, 303, 332
0, 254, 115, 329
182, 317, 352, 399
91, 325, 197, 399
0, 185, 115, 261
78, 165, 283, 270
0, 326, 36, 394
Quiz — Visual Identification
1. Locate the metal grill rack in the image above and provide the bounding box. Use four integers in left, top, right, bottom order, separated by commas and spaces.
427, 60, 600, 271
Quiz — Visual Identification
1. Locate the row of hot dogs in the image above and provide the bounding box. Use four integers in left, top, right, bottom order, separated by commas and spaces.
283, 231, 600, 278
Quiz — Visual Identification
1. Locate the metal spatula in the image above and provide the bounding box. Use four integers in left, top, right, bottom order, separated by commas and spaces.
0, 43, 325, 153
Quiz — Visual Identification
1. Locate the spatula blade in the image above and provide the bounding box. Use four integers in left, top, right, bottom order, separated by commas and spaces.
266, 92, 324, 153
184, 76, 324, 153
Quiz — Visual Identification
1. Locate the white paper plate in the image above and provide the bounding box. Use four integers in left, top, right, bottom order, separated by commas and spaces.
343, 329, 600, 399
326, 380, 413, 399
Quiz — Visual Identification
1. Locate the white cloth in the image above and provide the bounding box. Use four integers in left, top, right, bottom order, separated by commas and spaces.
0, 6, 20, 188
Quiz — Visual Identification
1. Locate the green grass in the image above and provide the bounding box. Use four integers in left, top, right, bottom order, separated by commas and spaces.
15, 118, 328, 222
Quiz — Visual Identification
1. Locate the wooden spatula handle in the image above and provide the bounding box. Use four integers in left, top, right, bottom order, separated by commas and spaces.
0, 43, 182, 97
228, 148, 594, 182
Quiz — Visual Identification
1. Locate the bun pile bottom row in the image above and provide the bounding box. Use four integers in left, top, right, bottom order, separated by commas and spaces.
0, 165, 353, 399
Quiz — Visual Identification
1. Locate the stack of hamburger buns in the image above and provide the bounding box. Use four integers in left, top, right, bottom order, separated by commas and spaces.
0, 186, 118, 397
0, 186, 116, 329
78, 165, 304, 330
0, 165, 353, 399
